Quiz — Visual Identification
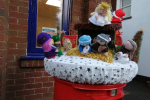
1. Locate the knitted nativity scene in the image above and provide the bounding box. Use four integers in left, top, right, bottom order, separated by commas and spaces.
37, 2, 138, 85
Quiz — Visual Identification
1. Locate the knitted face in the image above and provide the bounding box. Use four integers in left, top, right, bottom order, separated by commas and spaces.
124, 40, 133, 50
49, 39, 54, 46
97, 39, 106, 45
97, 8, 107, 17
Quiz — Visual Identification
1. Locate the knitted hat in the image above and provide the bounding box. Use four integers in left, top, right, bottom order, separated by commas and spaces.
37, 32, 52, 52
52, 35, 60, 42
113, 9, 125, 20
37, 32, 50, 45
79, 35, 91, 46
96, 33, 111, 49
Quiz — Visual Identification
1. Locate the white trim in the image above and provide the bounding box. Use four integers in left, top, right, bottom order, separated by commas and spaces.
113, 11, 122, 20
79, 39, 91, 43
97, 35, 109, 42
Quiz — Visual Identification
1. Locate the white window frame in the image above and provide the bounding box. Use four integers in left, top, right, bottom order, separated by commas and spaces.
120, 0, 131, 18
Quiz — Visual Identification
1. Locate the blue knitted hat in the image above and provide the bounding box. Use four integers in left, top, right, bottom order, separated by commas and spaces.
79, 35, 91, 46
37, 32, 50, 45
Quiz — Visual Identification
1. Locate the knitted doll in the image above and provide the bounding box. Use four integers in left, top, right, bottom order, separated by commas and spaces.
52, 35, 61, 49
78, 35, 92, 55
37, 32, 58, 58
111, 9, 126, 25
89, 2, 112, 26
117, 40, 137, 60
92, 33, 111, 56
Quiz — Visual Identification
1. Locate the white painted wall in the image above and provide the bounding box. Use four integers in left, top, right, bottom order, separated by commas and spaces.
116, 0, 150, 77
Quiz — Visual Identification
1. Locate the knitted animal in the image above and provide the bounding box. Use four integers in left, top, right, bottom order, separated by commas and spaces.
115, 52, 129, 64
78, 35, 92, 55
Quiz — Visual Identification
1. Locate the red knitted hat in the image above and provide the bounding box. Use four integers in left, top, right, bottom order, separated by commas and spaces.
113, 9, 126, 20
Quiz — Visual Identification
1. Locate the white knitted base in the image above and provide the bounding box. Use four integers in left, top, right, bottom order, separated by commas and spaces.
44, 53, 138, 85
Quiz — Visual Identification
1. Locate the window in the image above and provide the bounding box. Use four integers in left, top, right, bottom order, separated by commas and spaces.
27, 0, 72, 57
120, 0, 131, 18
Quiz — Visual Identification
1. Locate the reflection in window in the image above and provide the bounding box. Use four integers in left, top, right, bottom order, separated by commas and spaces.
36, 0, 63, 47
121, 0, 131, 18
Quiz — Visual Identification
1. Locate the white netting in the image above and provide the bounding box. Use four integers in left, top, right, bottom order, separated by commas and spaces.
44, 54, 138, 85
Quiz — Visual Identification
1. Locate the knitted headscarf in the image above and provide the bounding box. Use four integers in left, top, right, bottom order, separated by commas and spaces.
127, 40, 137, 60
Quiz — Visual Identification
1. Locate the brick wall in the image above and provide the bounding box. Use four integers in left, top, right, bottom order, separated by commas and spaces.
0, 0, 8, 99
6, 0, 54, 100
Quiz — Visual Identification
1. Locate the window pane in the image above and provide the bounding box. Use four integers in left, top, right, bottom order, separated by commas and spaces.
122, 0, 131, 7
122, 6, 131, 18
36, 0, 63, 47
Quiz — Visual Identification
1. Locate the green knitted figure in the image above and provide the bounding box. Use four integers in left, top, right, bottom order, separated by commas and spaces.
52, 35, 63, 56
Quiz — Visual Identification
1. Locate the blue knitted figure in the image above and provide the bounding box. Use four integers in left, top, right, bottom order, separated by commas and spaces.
78, 35, 92, 55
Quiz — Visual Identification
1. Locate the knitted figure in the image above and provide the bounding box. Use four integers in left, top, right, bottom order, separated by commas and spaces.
89, 2, 112, 26
92, 33, 111, 56
37, 32, 58, 59
115, 52, 129, 64
52, 35, 61, 49
78, 35, 92, 55
63, 38, 72, 52
117, 40, 137, 60
52, 35, 63, 56
111, 9, 125, 25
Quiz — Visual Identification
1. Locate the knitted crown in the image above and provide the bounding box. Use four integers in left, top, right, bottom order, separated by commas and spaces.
37, 32, 50, 45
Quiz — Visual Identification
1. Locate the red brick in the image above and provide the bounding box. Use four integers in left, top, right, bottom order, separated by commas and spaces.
43, 82, 53, 87
0, 41, 6, 49
0, 33, 7, 41
0, 16, 6, 25
6, 73, 24, 79
43, 93, 53, 98
10, 0, 29, 7
44, 72, 50, 76
6, 80, 15, 86
16, 89, 34, 96
0, 1, 6, 8
21, 60, 39, 67
7, 68, 15, 73
72, 5, 83, 12
35, 88, 49, 93
25, 94, 43, 100
8, 42, 16, 48
72, 10, 82, 16
0, 50, 6, 57
8, 49, 26, 55
5, 96, 24, 100
9, 11, 28, 19
15, 68, 36, 73
49, 77, 54, 81
18, 31, 27, 37
19, 6, 28, 13
17, 43, 27, 49
0, 58, 4, 66
25, 72, 43, 78
15, 78, 34, 85
6, 85, 24, 91
8, 36, 27, 43
9, 17, 17, 24
36, 68, 45, 72
72, 0, 84, 7
8, 30, 18, 37
38, 60, 44, 67
7, 61, 20, 67
35, 77, 49, 83
25, 83, 42, 89
5, 91, 15, 98
9, 5, 18, 12
48, 87, 54, 92
9, 23, 28, 31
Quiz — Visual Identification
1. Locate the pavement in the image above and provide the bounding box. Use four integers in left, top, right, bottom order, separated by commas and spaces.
123, 79, 150, 100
